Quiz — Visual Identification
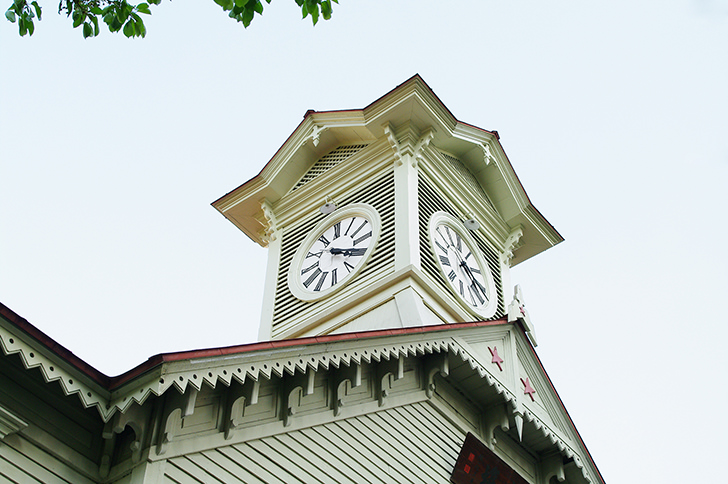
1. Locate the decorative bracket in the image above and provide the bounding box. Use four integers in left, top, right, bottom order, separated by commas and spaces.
425, 353, 449, 399
334, 362, 361, 416
99, 405, 146, 477
378, 356, 404, 406
508, 284, 537, 346
413, 128, 435, 167
502, 226, 523, 267
156, 386, 198, 455
482, 404, 510, 449
260, 199, 278, 244
308, 124, 328, 147
383, 123, 403, 166
223, 379, 260, 440
541, 454, 566, 483
480, 142, 496, 166
284, 369, 315, 427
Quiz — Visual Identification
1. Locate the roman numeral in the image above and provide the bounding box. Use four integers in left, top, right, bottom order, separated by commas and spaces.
448, 270, 457, 282
303, 267, 322, 288
439, 255, 451, 266
331, 268, 338, 286
301, 262, 318, 274
318, 235, 330, 247
464, 251, 472, 260
353, 231, 372, 246
469, 266, 481, 274
314, 271, 328, 291
348, 248, 367, 256
455, 233, 462, 252
344, 217, 356, 236
445, 226, 455, 246
471, 283, 485, 304
306, 251, 322, 259
344, 261, 355, 273
458, 279, 464, 297
333, 221, 341, 238
350, 220, 369, 239
474, 279, 488, 302
467, 285, 479, 306
435, 241, 448, 254
436, 227, 449, 248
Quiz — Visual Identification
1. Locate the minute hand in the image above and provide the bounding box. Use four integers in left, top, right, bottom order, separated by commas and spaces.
330, 247, 367, 257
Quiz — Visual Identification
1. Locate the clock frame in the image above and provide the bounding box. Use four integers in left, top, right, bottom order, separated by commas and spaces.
287, 203, 381, 302
428, 211, 498, 318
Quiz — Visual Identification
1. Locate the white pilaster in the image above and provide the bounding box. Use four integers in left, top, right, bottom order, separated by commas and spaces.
393, 153, 420, 272
258, 227, 282, 341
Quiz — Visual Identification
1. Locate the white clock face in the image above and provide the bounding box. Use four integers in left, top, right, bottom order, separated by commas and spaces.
288, 204, 381, 302
299, 215, 373, 292
429, 212, 497, 318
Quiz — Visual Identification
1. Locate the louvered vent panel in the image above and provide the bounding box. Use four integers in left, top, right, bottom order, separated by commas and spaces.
419, 173, 505, 319
292, 144, 370, 191
439, 152, 495, 210
272, 171, 396, 335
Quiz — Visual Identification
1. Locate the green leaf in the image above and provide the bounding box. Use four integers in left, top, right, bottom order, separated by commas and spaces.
321, 0, 331, 20
26, 16, 33, 34
253, 0, 263, 15
136, 3, 150, 15
136, 17, 145, 37
72, 11, 84, 28
242, 6, 253, 27
148, 0, 160, 5
123, 18, 134, 37
30, 0, 40, 19
91, 15, 99, 35
5, 9, 16, 22
82, 21, 92, 38
18, 17, 27, 36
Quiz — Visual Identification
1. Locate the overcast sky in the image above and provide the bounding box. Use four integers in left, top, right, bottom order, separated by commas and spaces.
2, 1, 727, 482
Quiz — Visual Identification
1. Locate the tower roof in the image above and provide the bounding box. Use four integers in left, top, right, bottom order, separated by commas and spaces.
213, 74, 562, 266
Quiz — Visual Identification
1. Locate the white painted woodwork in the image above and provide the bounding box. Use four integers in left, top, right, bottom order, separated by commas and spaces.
1, 76, 603, 484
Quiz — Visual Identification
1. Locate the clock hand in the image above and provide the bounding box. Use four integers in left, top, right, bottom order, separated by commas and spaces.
330, 247, 367, 257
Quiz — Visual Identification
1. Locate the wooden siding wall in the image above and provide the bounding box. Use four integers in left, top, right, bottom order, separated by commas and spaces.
0, 434, 96, 484
0, 352, 103, 484
163, 401, 465, 484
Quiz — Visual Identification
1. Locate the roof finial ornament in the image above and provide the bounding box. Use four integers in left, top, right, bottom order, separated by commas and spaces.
508, 284, 537, 346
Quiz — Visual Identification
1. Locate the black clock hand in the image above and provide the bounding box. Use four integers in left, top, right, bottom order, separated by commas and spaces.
330, 247, 367, 257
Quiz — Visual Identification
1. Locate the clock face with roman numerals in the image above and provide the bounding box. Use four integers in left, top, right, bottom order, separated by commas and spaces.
288, 204, 381, 302
429, 212, 498, 318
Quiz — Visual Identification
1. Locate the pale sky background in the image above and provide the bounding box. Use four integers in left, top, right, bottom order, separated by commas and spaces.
2, 1, 727, 482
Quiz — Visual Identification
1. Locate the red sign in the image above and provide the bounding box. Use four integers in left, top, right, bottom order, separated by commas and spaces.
450, 433, 529, 484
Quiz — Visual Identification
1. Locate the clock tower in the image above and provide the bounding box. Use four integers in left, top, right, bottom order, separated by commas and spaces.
213, 75, 562, 341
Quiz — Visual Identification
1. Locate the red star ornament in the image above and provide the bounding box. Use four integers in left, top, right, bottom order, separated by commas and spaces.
521, 377, 536, 401
488, 346, 504, 371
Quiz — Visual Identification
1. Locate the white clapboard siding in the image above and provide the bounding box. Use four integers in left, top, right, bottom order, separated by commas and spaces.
0, 435, 95, 484
164, 401, 464, 483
